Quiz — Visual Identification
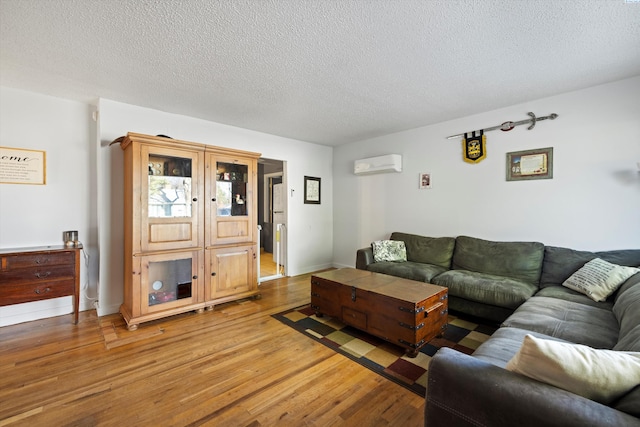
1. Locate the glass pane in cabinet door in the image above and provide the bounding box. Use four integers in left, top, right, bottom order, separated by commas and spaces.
148, 155, 193, 218
147, 258, 193, 306
216, 162, 248, 216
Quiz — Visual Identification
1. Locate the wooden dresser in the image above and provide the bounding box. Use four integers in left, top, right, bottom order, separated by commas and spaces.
0, 245, 82, 324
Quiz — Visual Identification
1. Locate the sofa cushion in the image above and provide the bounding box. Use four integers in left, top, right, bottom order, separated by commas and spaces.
452, 236, 544, 286
371, 239, 407, 262
366, 260, 447, 283
534, 286, 614, 310
505, 334, 640, 405
613, 278, 640, 344
390, 232, 455, 268
562, 258, 639, 302
614, 385, 640, 418
539, 246, 598, 289
501, 296, 619, 349
540, 246, 640, 289
432, 270, 538, 309
614, 272, 640, 303
615, 324, 640, 352
472, 326, 568, 368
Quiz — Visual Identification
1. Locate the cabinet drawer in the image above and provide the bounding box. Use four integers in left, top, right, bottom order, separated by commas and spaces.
0, 264, 76, 284
0, 279, 75, 305
1, 251, 74, 270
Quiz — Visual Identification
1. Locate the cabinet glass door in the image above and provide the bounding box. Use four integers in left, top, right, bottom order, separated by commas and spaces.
140, 145, 203, 252
141, 251, 201, 314
206, 155, 255, 246
216, 162, 248, 217
148, 155, 193, 218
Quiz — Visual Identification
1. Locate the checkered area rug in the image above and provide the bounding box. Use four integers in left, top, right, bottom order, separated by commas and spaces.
272, 304, 497, 396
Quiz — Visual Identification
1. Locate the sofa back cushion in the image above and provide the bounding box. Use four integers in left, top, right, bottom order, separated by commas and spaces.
390, 232, 455, 269
452, 236, 544, 286
613, 276, 640, 351
541, 246, 640, 289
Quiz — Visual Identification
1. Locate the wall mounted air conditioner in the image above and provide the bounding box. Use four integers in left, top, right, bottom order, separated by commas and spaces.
354, 154, 402, 175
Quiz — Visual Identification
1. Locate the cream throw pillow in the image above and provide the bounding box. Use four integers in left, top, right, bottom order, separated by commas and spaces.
506, 334, 640, 404
562, 258, 639, 302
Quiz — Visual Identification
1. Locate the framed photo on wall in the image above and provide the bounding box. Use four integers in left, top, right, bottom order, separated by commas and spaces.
304, 176, 321, 204
419, 172, 432, 189
506, 147, 553, 181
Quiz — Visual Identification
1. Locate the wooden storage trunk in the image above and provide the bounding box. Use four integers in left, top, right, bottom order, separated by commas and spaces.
311, 268, 448, 357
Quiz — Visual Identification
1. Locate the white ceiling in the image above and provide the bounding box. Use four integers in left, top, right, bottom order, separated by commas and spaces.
1, 0, 639, 146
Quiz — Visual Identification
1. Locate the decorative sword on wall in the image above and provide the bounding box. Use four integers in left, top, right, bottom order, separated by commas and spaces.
446, 112, 558, 140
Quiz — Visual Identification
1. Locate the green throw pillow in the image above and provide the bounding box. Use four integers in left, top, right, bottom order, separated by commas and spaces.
372, 240, 407, 263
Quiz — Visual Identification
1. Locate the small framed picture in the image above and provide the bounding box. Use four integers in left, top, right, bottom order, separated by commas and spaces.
419, 172, 432, 189
506, 147, 553, 181
304, 176, 321, 204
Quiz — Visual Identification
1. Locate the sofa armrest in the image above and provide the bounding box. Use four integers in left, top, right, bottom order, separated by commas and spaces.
426, 348, 640, 427
356, 247, 374, 270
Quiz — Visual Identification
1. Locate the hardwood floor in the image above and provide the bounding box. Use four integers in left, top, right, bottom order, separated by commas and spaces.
0, 272, 425, 426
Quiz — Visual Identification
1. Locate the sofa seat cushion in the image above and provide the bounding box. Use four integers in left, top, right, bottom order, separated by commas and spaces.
366, 261, 447, 283
535, 286, 614, 310
472, 326, 568, 368
502, 296, 619, 349
390, 232, 455, 268
432, 270, 538, 309
452, 236, 544, 286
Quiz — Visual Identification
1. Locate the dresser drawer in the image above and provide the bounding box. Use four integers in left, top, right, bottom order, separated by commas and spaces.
1, 251, 74, 270
0, 264, 76, 284
0, 279, 76, 305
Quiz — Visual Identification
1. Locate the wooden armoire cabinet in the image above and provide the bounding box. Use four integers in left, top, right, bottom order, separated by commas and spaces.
116, 132, 260, 330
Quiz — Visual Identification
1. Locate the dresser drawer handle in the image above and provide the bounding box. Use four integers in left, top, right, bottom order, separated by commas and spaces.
35, 257, 50, 265
35, 272, 51, 279
34, 287, 51, 294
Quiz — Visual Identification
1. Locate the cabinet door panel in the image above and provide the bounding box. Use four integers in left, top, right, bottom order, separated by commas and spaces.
206, 246, 256, 301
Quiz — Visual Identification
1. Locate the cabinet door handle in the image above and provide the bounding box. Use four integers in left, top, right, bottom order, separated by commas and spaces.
192, 198, 198, 202
35, 272, 51, 279
211, 198, 216, 202
192, 275, 198, 280
211, 272, 216, 276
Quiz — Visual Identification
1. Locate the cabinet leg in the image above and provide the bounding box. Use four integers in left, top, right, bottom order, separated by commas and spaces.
127, 324, 139, 331
254, 294, 262, 300
196, 308, 205, 314
206, 306, 214, 311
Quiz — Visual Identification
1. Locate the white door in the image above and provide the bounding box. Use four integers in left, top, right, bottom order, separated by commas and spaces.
272, 183, 286, 265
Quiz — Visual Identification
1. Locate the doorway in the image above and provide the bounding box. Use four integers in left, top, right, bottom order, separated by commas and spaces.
257, 158, 286, 282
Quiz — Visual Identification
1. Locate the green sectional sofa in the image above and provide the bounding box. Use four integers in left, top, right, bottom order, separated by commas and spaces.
355, 232, 640, 425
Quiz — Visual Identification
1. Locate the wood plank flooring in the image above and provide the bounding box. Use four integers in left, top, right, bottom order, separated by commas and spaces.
0, 272, 425, 426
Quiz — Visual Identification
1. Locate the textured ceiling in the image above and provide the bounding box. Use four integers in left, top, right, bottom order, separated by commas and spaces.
1, 0, 639, 146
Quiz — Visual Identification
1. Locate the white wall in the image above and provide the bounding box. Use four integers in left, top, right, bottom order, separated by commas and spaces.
97, 100, 334, 315
333, 77, 640, 268
0, 87, 99, 326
